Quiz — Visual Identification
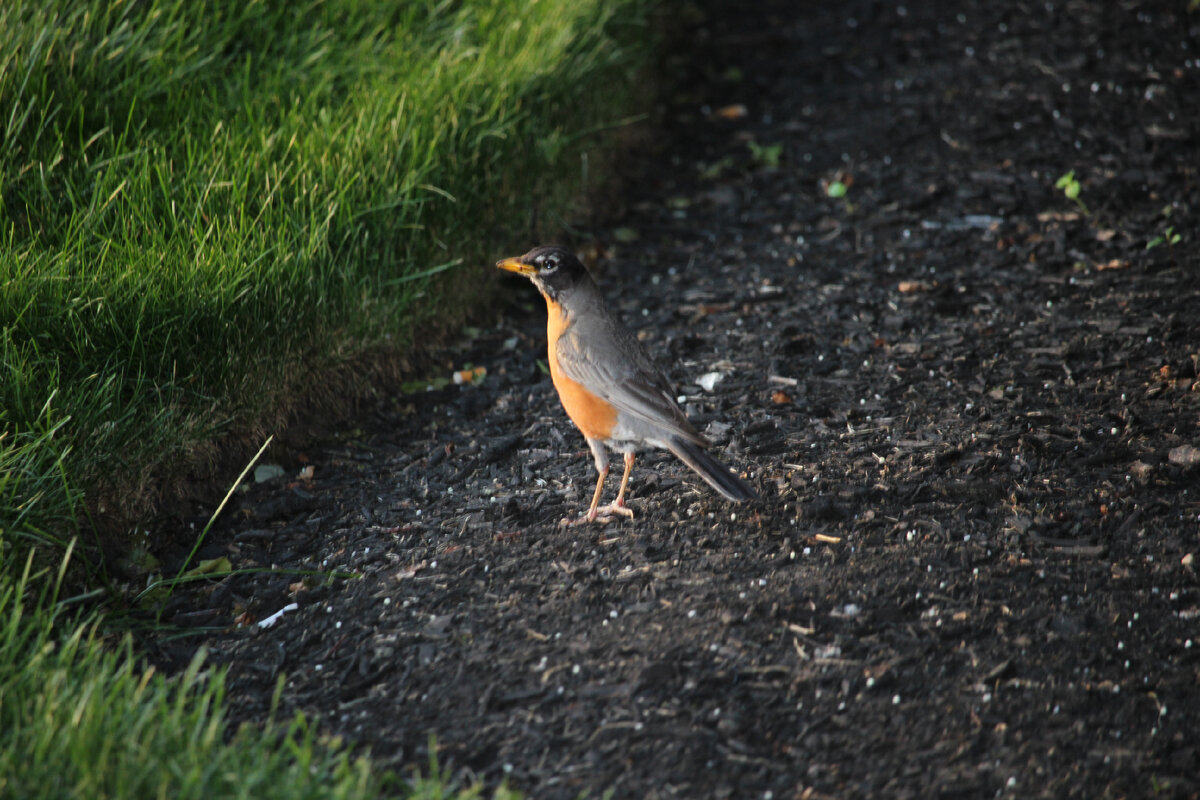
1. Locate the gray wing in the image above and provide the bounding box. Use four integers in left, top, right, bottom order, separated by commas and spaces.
555, 308, 707, 446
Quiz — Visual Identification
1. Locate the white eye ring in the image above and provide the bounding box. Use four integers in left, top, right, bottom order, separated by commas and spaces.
542, 257, 558, 272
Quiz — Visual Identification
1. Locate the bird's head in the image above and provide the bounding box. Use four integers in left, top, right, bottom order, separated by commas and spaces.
496, 245, 591, 301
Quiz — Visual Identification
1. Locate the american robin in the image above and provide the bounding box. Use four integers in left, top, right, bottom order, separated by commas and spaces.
497, 245, 756, 524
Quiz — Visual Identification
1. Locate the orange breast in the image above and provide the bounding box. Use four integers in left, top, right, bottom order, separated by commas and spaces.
545, 296, 616, 440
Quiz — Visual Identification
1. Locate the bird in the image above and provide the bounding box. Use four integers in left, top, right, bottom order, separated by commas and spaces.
496, 244, 756, 524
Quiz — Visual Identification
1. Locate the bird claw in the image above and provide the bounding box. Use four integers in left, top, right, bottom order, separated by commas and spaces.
595, 502, 635, 521
559, 501, 635, 526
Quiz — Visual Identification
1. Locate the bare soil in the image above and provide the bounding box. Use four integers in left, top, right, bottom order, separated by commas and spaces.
155, 1, 1200, 797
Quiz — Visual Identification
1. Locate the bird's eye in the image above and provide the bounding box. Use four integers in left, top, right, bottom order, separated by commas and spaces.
542, 256, 559, 272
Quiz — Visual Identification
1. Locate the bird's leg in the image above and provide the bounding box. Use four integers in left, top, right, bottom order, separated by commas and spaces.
595, 452, 635, 520
562, 443, 610, 526
584, 464, 609, 523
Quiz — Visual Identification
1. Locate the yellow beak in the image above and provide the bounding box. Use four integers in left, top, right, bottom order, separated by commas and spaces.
496, 256, 536, 276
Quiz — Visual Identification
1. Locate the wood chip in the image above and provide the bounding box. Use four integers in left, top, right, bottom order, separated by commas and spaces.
714, 103, 748, 119
1168, 444, 1200, 467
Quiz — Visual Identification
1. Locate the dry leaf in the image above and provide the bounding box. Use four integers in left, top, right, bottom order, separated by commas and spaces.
1096, 258, 1129, 271
771, 390, 792, 404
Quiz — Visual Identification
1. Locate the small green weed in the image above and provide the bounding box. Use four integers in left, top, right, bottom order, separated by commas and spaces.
1145, 226, 1181, 250
821, 173, 854, 212
825, 180, 849, 199
748, 141, 783, 169
1054, 170, 1090, 214
1146, 205, 1182, 251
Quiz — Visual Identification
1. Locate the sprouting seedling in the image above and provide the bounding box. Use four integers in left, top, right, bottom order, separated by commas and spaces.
1054, 170, 1089, 214
1146, 226, 1181, 250
747, 141, 783, 169
1147, 204, 1182, 251
821, 173, 854, 212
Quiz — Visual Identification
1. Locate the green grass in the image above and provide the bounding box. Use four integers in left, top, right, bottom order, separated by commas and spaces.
0, 0, 657, 794
0, 551, 378, 799
2, 0, 654, 542
0, 545, 523, 798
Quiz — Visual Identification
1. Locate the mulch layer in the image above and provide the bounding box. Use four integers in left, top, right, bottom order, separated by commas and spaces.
155, 1, 1200, 797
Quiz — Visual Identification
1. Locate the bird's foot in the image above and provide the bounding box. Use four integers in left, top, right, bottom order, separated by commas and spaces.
559, 500, 634, 526
595, 500, 635, 522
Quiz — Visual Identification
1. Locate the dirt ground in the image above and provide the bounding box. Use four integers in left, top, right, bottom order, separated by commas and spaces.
155, 1, 1200, 797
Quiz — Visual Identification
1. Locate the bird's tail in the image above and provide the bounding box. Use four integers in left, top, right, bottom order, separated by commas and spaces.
667, 439, 757, 502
